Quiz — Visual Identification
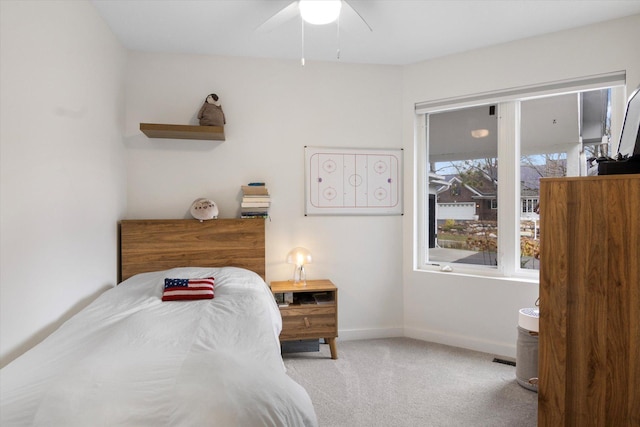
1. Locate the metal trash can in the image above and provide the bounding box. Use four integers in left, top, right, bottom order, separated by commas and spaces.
516, 307, 539, 392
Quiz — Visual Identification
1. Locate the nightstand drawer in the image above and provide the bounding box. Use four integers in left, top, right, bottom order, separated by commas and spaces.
280, 305, 336, 317
280, 307, 336, 340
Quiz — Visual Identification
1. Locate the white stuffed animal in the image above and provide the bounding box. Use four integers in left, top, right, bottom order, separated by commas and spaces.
190, 198, 219, 221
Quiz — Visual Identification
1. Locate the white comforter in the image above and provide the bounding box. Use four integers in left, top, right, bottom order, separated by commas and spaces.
0, 267, 317, 427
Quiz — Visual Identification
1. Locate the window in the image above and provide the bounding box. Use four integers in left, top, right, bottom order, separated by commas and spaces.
416, 73, 625, 278
426, 105, 498, 268
521, 198, 537, 214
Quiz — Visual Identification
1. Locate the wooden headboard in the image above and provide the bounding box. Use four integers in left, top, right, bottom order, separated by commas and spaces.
119, 219, 265, 282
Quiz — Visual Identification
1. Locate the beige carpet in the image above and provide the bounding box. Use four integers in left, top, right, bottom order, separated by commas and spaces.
283, 337, 537, 427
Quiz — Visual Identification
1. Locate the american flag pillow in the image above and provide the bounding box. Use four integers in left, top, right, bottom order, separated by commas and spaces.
162, 277, 215, 301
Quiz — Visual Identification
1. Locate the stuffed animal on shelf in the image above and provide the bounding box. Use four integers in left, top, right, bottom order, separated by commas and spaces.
190, 198, 219, 221
198, 93, 226, 126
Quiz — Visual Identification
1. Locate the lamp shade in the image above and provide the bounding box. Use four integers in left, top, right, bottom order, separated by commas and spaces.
299, 0, 342, 25
286, 247, 313, 266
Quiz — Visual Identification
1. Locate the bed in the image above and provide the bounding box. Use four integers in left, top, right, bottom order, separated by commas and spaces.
1, 219, 318, 426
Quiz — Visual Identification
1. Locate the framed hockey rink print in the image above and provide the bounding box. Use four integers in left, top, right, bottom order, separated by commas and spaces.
305, 146, 403, 216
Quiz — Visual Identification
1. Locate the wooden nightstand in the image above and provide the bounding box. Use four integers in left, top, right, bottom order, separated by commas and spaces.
270, 279, 338, 359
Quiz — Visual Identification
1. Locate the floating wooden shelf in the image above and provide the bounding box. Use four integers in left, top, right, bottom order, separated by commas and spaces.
139, 123, 225, 141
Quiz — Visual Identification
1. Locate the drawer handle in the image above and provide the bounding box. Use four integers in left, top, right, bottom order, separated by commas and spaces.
304, 317, 310, 328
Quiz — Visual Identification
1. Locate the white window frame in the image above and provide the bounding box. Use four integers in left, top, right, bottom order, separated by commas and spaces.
415, 71, 626, 280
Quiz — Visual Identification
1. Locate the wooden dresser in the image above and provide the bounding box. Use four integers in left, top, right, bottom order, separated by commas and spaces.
538, 174, 639, 426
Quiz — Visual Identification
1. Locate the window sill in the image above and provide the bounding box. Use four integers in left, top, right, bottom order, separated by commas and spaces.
415, 264, 539, 284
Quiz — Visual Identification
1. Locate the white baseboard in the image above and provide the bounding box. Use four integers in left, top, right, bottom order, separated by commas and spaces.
403, 327, 516, 359
335, 327, 517, 359
337, 327, 404, 342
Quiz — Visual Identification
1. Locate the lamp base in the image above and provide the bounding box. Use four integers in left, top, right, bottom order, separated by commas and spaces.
292, 265, 307, 285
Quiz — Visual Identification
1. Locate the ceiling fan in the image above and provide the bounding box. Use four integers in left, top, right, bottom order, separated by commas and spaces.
256, 0, 373, 64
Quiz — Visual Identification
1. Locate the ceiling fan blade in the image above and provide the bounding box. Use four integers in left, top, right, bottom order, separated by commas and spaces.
256, 1, 299, 33
343, 0, 373, 32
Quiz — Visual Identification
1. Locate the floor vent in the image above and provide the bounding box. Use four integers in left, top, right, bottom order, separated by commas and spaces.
493, 357, 516, 366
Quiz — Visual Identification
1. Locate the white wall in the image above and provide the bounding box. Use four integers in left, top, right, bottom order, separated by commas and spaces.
0, 0, 127, 367
124, 53, 405, 341
402, 14, 640, 358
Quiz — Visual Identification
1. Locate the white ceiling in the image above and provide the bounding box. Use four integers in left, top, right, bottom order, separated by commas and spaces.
91, 0, 640, 66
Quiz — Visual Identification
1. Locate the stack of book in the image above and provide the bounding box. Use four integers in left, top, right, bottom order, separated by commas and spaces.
241, 183, 270, 218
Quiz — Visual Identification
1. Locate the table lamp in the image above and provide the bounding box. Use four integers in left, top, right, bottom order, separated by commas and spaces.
286, 247, 312, 285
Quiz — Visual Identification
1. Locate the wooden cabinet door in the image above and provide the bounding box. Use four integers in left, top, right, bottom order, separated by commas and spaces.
538, 175, 640, 426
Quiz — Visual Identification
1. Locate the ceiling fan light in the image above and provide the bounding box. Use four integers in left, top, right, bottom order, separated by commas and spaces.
299, 0, 342, 25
